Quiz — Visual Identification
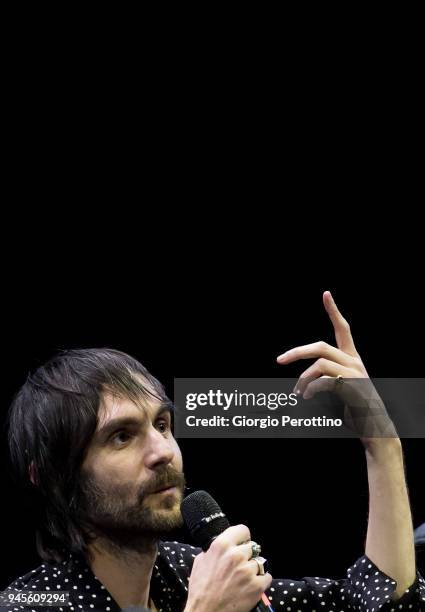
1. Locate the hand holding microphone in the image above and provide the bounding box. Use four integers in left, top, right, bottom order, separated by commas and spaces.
182, 491, 274, 612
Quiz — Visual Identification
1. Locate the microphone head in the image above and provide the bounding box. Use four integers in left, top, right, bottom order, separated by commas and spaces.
181, 490, 230, 551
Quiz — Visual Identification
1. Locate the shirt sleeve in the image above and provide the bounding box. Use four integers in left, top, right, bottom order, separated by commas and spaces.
265, 554, 425, 611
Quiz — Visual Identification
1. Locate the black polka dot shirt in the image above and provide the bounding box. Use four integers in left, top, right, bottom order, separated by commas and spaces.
3, 541, 425, 611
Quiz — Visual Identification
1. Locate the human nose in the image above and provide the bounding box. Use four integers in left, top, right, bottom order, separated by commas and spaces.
143, 425, 174, 470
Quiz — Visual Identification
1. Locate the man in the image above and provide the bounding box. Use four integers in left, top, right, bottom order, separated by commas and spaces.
4, 292, 424, 611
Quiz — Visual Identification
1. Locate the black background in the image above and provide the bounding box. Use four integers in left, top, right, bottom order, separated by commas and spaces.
1, 269, 423, 588
1, 10, 423, 595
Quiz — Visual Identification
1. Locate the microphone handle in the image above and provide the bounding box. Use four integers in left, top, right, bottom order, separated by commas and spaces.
252, 595, 274, 611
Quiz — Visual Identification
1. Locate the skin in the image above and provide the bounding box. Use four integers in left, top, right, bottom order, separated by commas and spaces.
77, 291, 416, 608
82, 393, 184, 610
276, 290, 416, 599
81, 393, 272, 612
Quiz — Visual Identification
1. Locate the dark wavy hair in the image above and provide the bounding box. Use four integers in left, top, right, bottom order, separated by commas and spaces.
7, 348, 169, 564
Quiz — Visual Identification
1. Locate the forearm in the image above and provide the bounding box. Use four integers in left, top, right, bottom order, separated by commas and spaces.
364, 437, 416, 599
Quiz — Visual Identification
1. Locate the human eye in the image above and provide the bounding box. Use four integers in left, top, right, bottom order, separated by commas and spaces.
109, 430, 133, 447
156, 416, 171, 435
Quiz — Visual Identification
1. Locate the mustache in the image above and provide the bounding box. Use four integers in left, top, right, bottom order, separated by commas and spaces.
139, 467, 186, 499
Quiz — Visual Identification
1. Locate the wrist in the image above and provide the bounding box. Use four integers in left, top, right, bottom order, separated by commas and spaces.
364, 436, 402, 462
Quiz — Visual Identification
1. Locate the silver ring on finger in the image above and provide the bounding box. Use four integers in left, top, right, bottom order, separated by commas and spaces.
249, 540, 262, 558
253, 556, 266, 576
335, 375, 344, 386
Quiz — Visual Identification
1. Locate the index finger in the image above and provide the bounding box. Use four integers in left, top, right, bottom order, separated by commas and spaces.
323, 291, 357, 356
212, 524, 251, 549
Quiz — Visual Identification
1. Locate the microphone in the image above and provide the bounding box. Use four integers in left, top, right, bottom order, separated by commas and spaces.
181, 490, 274, 612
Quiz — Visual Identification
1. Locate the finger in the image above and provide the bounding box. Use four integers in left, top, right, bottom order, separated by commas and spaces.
277, 341, 354, 367
303, 375, 339, 399
323, 291, 357, 356
256, 572, 273, 593
294, 360, 354, 395
213, 524, 251, 549
247, 556, 268, 576
236, 542, 258, 561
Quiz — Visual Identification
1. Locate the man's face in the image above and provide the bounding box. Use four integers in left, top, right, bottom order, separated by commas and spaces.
78, 390, 185, 550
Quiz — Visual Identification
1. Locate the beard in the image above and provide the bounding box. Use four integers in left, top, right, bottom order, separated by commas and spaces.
74, 465, 186, 555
